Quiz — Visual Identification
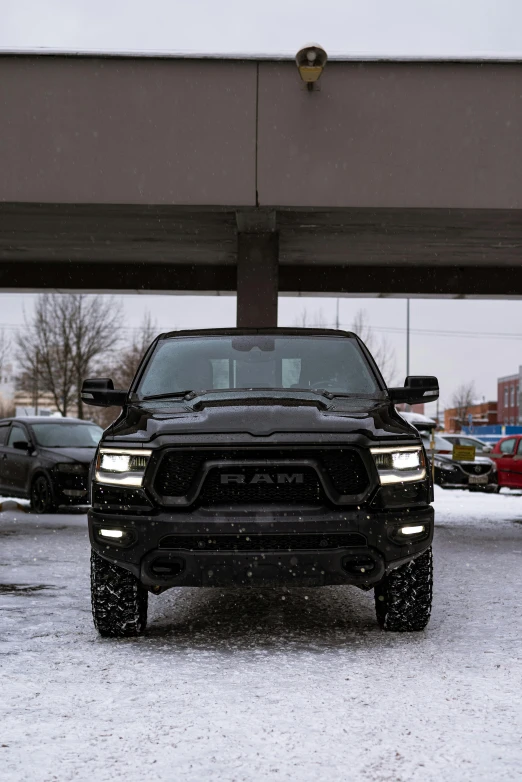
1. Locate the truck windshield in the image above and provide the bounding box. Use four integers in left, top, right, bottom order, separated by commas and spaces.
138, 335, 380, 397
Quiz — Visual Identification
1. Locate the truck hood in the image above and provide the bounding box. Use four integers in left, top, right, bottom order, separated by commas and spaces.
107, 391, 418, 443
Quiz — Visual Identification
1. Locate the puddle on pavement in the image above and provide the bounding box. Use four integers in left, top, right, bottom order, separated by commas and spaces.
0, 583, 60, 595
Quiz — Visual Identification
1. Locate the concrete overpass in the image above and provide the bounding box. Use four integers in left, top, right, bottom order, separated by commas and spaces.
1, 52, 522, 324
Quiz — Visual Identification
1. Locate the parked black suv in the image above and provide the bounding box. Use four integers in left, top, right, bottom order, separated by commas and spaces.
83, 329, 439, 637
0, 417, 103, 512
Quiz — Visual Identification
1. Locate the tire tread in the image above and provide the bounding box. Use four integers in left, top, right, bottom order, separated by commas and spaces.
375, 548, 433, 632
91, 550, 148, 637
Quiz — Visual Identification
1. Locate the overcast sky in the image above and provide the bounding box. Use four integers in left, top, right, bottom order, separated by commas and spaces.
3, 293, 522, 417
2, 0, 522, 58
1, 0, 522, 415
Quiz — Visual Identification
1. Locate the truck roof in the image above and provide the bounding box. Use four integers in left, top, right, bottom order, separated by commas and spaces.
158, 327, 358, 340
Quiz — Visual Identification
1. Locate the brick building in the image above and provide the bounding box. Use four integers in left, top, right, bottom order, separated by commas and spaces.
444, 401, 497, 433
396, 403, 425, 415
498, 369, 521, 425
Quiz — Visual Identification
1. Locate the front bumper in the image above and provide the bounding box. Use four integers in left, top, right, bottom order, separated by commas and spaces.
52, 473, 90, 505
434, 465, 497, 491
89, 505, 434, 589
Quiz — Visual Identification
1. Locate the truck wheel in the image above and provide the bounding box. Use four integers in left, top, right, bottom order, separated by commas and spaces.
91, 550, 148, 637
30, 475, 56, 514
374, 547, 433, 632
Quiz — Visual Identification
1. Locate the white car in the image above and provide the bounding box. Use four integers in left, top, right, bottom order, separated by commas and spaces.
420, 433, 455, 455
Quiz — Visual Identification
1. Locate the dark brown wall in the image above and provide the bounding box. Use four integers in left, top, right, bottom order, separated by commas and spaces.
1, 56, 522, 209
0, 57, 257, 205
257, 62, 522, 209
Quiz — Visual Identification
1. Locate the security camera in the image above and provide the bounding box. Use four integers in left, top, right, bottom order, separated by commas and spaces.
295, 43, 327, 88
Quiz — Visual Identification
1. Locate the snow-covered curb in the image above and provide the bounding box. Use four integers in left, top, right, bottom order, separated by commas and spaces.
0, 498, 29, 513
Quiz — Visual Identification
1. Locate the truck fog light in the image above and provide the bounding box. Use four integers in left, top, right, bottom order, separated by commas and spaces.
99, 528, 124, 539
400, 525, 425, 535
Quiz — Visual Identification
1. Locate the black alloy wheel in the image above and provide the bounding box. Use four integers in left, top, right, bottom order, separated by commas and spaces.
30, 475, 56, 514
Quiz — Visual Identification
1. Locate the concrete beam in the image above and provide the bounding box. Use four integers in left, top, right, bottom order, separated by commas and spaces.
0, 261, 236, 293
1, 260, 522, 299
279, 265, 522, 297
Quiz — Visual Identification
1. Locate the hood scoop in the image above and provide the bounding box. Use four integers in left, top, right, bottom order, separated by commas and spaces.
190, 392, 329, 412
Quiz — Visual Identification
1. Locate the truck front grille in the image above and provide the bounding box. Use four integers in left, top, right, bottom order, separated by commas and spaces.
198, 466, 326, 505
159, 533, 366, 551
153, 447, 369, 505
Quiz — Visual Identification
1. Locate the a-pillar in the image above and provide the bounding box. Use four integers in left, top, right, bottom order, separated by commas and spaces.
236, 231, 279, 328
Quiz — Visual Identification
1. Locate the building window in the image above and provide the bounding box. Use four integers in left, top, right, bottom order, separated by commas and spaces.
505, 388, 509, 406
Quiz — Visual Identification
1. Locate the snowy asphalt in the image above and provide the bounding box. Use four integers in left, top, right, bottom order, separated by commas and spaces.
1, 488, 522, 782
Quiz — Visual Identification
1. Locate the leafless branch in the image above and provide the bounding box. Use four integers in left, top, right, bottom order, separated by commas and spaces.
451, 381, 476, 427
350, 309, 397, 386
15, 294, 122, 418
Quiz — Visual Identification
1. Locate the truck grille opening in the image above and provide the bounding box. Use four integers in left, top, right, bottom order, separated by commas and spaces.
154, 447, 369, 503
159, 533, 366, 551
199, 466, 326, 505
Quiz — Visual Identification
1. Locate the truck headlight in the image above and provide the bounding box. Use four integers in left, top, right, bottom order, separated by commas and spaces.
95, 448, 152, 487
370, 446, 426, 485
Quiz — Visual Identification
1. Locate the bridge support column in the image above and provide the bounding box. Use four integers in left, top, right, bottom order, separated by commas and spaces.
236, 232, 279, 327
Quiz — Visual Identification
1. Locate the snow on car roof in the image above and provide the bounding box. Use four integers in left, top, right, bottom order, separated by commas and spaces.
399, 411, 437, 425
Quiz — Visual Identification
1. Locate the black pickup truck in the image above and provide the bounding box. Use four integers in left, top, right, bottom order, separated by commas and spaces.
82, 328, 438, 637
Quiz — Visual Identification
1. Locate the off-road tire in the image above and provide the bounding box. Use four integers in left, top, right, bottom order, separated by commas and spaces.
374, 547, 433, 632
91, 550, 148, 637
30, 475, 57, 514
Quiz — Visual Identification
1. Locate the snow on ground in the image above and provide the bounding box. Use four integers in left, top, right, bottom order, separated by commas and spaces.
1, 488, 522, 782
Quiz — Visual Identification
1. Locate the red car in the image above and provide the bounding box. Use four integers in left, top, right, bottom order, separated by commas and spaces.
490, 435, 522, 490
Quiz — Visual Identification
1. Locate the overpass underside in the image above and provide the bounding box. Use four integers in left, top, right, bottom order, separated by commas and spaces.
1, 203, 521, 325
1, 55, 522, 324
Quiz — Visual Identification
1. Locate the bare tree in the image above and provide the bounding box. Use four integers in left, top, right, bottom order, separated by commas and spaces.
16, 296, 75, 416
107, 312, 156, 391
0, 329, 14, 418
70, 296, 123, 419
294, 307, 328, 328
350, 309, 397, 385
15, 294, 121, 418
451, 381, 476, 429
89, 313, 158, 428
0, 329, 10, 376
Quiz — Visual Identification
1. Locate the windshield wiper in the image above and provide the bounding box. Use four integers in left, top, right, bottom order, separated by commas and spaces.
141, 390, 203, 401
305, 389, 384, 400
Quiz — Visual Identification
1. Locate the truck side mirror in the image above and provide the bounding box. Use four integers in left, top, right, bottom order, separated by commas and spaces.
388, 376, 439, 406
81, 378, 128, 408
